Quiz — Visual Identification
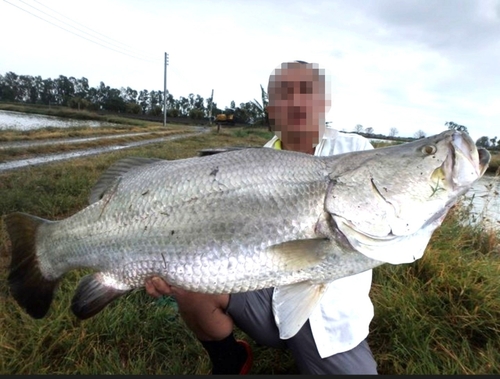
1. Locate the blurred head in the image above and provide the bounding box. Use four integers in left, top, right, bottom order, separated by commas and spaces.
267, 61, 331, 152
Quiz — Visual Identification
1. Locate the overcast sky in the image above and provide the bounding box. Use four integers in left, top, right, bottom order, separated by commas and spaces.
1, 0, 499, 141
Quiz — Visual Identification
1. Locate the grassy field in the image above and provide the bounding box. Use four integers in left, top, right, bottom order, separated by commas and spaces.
0, 124, 499, 374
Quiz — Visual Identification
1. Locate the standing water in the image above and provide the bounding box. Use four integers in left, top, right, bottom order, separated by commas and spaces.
462, 175, 500, 230
0, 109, 116, 130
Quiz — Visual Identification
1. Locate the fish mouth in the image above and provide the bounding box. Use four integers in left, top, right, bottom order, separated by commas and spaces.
445, 131, 491, 190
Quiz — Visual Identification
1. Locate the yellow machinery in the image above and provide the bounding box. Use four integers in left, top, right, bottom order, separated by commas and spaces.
215, 108, 235, 125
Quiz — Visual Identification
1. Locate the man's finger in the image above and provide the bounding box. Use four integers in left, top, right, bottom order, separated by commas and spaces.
145, 278, 162, 298
151, 276, 173, 294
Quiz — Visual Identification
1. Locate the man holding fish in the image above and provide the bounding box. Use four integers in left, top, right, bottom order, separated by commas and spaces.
6, 61, 489, 375
145, 61, 378, 375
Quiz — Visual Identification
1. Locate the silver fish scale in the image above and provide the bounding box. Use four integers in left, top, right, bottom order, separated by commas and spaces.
37, 148, 334, 293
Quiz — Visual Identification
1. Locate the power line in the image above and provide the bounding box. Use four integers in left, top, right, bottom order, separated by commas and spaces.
4, 0, 161, 63
30, 0, 159, 61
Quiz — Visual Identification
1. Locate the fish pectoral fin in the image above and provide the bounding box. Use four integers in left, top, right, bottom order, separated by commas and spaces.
267, 238, 331, 271
71, 273, 131, 319
272, 281, 328, 339
89, 157, 163, 204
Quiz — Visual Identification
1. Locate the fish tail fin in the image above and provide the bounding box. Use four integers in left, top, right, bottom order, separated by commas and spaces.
5, 212, 59, 319
71, 273, 130, 319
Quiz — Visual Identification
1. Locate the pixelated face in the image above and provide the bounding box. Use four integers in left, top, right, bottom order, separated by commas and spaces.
267, 63, 331, 144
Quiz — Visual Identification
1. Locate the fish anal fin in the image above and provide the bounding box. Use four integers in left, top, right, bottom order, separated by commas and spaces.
272, 281, 328, 339
5, 212, 59, 319
89, 157, 164, 204
71, 273, 130, 319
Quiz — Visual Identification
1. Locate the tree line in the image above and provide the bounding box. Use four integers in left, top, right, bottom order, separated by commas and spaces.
1, 71, 496, 147
0, 71, 268, 125
354, 121, 498, 150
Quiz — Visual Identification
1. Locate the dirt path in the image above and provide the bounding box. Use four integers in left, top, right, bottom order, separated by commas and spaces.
0, 132, 156, 150
0, 126, 209, 173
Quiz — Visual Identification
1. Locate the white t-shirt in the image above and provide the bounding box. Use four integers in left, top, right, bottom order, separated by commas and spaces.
264, 128, 375, 358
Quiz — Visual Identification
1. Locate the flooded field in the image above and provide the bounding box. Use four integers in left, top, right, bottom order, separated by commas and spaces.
0, 109, 117, 130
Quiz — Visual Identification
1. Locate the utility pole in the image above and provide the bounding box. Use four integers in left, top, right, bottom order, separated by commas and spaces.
208, 89, 214, 125
163, 52, 169, 127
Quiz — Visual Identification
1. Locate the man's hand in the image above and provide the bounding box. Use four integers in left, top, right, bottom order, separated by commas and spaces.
144, 276, 175, 298
144, 276, 189, 298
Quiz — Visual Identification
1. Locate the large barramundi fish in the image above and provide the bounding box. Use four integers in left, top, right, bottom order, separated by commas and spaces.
5, 130, 490, 339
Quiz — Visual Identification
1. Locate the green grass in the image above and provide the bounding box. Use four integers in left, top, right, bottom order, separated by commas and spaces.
370, 205, 500, 374
0, 125, 499, 374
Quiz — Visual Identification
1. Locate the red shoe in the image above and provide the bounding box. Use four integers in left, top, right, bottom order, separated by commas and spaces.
236, 340, 253, 375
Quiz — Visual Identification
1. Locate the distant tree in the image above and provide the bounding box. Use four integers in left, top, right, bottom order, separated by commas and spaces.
40, 78, 56, 105
138, 89, 150, 114
121, 86, 138, 103
234, 102, 253, 124
165, 91, 176, 114
248, 85, 269, 126
250, 99, 266, 125
150, 105, 162, 116
167, 108, 180, 117
178, 96, 190, 116
30, 75, 44, 104
54, 75, 75, 105
68, 96, 91, 110
365, 127, 374, 134
103, 87, 126, 112
149, 90, 161, 113
96, 81, 109, 108
18, 74, 34, 103
490, 136, 497, 147
354, 124, 364, 133
389, 127, 398, 137
414, 130, 426, 139
189, 108, 205, 119
476, 136, 490, 148
193, 94, 205, 111
70, 76, 89, 101
445, 121, 468, 134
125, 102, 141, 114
230, 100, 236, 109
1, 71, 20, 101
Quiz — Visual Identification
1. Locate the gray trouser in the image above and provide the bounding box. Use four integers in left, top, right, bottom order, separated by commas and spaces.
226, 287, 378, 375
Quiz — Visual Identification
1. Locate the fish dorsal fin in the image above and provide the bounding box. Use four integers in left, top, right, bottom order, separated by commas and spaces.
89, 157, 164, 204
273, 281, 329, 339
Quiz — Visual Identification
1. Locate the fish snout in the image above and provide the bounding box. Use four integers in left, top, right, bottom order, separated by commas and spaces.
451, 131, 490, 177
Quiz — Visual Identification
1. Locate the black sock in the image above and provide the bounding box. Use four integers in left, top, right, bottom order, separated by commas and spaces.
200, 333, 248, 375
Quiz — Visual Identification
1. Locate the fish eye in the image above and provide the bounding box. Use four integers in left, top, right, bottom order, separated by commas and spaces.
422, 145, 437, 155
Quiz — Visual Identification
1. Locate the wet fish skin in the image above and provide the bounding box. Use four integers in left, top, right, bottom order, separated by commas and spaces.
5, 130, 490, 339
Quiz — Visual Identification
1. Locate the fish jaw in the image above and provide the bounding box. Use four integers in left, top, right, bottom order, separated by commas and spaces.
447, 131, 491, 191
